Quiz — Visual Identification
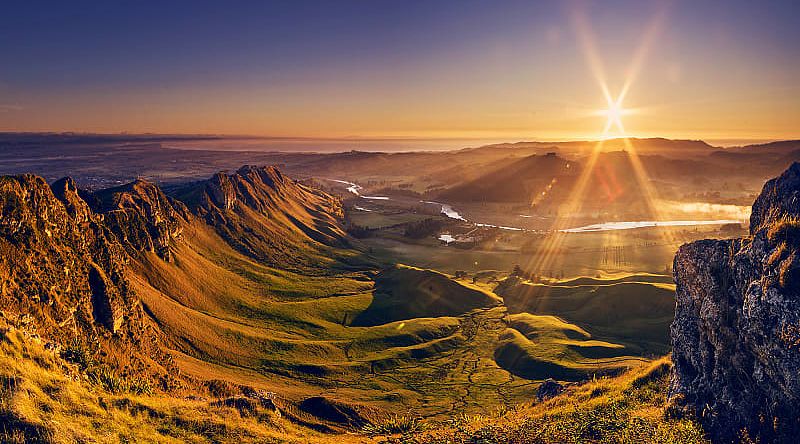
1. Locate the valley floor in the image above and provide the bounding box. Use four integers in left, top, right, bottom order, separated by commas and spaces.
0, 320, 707, 443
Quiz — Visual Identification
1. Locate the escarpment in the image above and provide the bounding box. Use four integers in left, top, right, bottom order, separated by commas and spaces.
0, 174, 132, 336
175, 165, 346, 266
0, 174, 176, 385
671, 162, 800, 443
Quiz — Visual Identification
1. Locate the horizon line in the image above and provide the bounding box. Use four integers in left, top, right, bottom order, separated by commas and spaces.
1, 130, 796, 146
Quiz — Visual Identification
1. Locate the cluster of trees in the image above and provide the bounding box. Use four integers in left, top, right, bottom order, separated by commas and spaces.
404, 218, 446, 239
346, 224, 374, 238
510, 264, 565, 281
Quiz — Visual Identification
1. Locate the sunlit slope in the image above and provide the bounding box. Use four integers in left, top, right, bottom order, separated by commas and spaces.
132, 233, 486, 373
436, 152, 575, 204
173, 165, 350, 269
494, 313, 642, 381
130, 235, 509, 415
108, 166, 532, 420
496, 274, 675, 354
0, 318, 705, 444
60, 164, 675, 424
406, 357, 707, 444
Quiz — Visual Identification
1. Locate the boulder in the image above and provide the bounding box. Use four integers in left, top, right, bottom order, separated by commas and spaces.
536, 378, 564, 401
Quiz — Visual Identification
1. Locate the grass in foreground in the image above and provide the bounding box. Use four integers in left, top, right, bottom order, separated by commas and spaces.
0, 322, 372, 444
0, 315, 707, 444
378, 357, 708, 444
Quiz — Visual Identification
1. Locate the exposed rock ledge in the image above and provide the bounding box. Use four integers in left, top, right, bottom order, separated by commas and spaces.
671, 162, 800, 443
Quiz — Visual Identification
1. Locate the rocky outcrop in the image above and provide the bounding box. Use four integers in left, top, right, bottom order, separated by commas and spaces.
0, 165, 347, 396
671, 162, 800, 443
89, 179, 189, 262
0, 174, 131, 335
536, 378, 564, 401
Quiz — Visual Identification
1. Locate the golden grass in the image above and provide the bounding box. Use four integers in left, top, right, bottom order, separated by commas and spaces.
0, 313, 705, 444
0, 323, 375, 444
499, 276, 675, 355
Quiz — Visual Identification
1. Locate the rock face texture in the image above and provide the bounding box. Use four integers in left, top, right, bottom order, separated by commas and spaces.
0, 174, 132, 335
90, 179, 189, 262
671, 162, 800, 443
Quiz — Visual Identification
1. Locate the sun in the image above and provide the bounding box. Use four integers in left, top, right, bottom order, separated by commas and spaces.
601, 97, 629, 136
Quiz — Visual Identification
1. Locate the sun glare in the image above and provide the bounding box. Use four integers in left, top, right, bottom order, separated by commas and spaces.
601, 97, 628, 136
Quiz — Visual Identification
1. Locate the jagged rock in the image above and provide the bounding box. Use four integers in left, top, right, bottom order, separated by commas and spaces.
536, 378, 564, 401
0, 165, 345, 398
51, 177, 93, 224
0, 174, 174, 385
89, 179, 188, 262
0, 175, 130, 333
671, 162, 800, 443
206, 172, 238, 210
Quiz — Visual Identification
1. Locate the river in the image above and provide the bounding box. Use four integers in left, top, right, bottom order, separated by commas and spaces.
328, 179, 746, 234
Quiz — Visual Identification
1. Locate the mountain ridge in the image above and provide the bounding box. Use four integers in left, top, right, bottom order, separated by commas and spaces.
0, 165, 349, 379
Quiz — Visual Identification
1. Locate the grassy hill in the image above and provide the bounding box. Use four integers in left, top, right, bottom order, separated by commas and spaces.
0, 320, 364, 444
494, 313, 643, 381
351, 265, 501, 326
496, 274, 675, 354
0, 167, 686, 440
394, 356, 707, 444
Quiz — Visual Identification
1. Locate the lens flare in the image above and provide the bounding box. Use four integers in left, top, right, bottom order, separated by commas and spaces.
602, 98, 629, 136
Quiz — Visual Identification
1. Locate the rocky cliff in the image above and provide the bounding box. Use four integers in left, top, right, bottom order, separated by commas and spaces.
0, 174, 176, 387
671, 162, 800, 442
0, 175, 132, 335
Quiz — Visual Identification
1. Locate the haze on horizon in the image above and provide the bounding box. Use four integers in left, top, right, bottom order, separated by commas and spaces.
1, 0, 798, 141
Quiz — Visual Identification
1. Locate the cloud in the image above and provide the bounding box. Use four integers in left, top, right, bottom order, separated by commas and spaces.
0, 104, 22, 112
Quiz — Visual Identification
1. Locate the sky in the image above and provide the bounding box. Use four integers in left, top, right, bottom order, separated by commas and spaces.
1, 0, 799, 141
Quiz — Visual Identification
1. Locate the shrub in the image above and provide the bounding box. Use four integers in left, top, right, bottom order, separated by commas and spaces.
60, 338, 96, 370
89, 367, 126, 394
205, 379, 239, 398
362, 415, 427, 436
127, 376, 154, 396
768, 216, 800, 244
